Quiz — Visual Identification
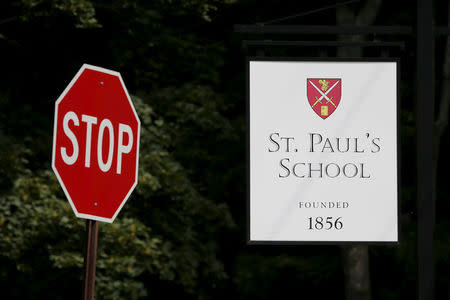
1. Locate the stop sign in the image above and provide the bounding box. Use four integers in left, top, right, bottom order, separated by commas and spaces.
52, 64, 140, 223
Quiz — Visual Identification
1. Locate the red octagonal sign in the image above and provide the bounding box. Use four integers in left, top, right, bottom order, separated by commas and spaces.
52, 64, 140, 223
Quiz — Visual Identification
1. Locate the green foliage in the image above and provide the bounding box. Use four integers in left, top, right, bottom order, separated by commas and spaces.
133, 95, 235, 291
15, 0, 235, 29
0, 94, 233, 299
18, 0, 101, 28
0, 0, 238, 297
0, 163, 161, 299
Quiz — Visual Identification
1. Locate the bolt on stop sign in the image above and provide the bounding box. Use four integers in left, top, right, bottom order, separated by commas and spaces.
52, 64, 140, 223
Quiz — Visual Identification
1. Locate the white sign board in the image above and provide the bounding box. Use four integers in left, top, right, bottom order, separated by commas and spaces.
248, 59, 399, 244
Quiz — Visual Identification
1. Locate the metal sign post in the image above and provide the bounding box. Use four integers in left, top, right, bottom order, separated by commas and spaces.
83, 220, 99, 300
416, 0, 435, 299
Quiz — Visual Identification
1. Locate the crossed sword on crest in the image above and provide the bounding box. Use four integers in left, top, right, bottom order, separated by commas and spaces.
309, 80, 340, 108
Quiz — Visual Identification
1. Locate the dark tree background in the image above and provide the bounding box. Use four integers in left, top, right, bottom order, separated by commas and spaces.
0, 0, 448, 299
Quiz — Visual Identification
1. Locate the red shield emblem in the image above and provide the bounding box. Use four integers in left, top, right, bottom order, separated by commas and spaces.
307, 78, 341, 119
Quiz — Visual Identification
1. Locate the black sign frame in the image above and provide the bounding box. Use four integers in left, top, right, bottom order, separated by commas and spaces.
246, 57, 401, 245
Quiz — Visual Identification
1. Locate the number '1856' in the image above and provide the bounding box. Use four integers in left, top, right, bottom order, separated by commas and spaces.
308, 217, 343, 230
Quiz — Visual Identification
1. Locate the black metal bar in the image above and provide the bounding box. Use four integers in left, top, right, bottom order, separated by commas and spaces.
234, 25, 413, 35
83, 220, 99, 300
242, 40, 405, 49
417, 0, 435, 299
262, 0, 360, 25
434, 26, 450, 35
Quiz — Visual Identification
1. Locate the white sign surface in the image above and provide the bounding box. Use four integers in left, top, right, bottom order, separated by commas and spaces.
249, 59, 398, 243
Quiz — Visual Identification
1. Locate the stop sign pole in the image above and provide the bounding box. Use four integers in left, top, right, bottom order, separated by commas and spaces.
52, 64, 140, 299
83, 220, 98, 300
